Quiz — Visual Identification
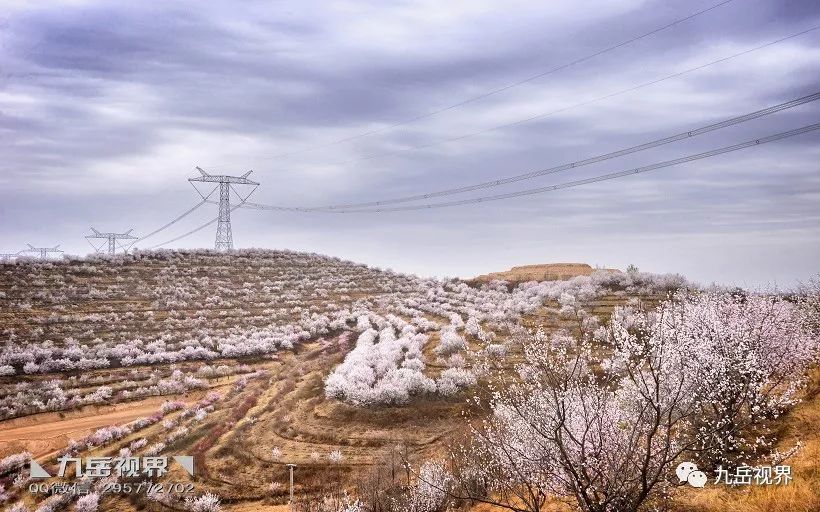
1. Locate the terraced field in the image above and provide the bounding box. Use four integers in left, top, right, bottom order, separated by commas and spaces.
0, 250, 733, 511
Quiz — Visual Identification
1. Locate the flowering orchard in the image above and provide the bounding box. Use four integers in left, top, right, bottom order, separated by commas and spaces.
444, 290, 820, 512
0, 250, 688, 410
2, 249, 745, 512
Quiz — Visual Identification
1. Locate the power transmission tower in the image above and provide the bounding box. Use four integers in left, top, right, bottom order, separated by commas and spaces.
85, 228, 138, 255
0, 253, 19, 262
189, 167, 259, 251
24, 244, 63, 259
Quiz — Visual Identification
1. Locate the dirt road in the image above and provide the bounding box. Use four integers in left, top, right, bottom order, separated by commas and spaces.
0, 396, 178, 459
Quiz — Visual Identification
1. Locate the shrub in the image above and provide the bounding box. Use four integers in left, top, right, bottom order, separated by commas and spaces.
435, 328, 466, 357
185, 492, 221, 512
75, 493, 100, 512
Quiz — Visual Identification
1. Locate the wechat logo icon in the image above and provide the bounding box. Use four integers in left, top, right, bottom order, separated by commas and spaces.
676, 461, 707, 488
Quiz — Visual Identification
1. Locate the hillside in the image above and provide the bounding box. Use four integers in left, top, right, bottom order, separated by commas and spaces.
0, 251, 816, 512
471, 263, 620, 284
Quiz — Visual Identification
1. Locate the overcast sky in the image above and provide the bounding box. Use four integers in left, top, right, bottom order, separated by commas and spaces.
1, 0, 818, 287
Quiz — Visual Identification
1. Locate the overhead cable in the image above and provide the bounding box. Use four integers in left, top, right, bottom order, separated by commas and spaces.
241, 123, 820, 213
309, 91, 820, 210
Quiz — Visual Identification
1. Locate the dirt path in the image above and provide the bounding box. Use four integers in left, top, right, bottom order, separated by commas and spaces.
0, 396, 183, 458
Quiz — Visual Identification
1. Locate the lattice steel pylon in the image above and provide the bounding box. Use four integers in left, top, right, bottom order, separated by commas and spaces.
24, 244, 63, 259
85, 228, 139, 255
189, 167, 259, 251
0, 253, 19, 262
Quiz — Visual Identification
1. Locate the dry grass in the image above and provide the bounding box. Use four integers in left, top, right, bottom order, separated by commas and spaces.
463, 369, 820, 512
471, 263, 610, 284
671, 368, 820, 512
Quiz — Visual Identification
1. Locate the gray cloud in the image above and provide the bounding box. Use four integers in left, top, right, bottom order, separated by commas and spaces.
1, 0, 819, 286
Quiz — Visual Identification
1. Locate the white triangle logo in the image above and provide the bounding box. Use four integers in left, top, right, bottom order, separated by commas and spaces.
30, 460, 52, 479
173, 455, 194, 476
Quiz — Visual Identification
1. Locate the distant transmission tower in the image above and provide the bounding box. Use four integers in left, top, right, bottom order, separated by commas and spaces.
24, 244, 63, 259
85, 228, 139, 255
189, 167, 259, 251
0, 253, 19, 262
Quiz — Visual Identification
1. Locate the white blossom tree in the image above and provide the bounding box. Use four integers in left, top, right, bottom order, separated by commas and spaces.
455, 291, 819, 512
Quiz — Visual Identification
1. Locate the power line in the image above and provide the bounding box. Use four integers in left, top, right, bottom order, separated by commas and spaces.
149, 202, 247, 249
240, 123, 820, 213
205, 0, 737, 165
320, 24, 820, 168
131, 186, 218, 246
149, 217, 218, 249
234, 90, 820, 212
280, 91, 820, 211
336, 123, 820, 212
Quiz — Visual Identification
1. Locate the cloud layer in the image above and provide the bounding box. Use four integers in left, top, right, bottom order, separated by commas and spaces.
1, 0, 819, 286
